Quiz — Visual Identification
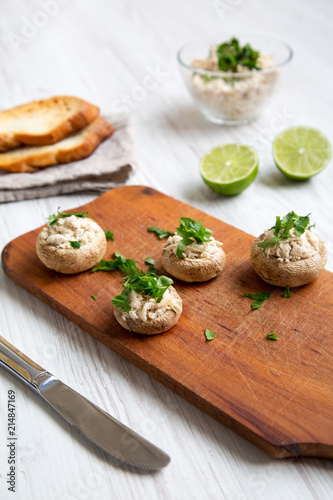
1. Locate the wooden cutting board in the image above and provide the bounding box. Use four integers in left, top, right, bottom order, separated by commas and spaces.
2, 186, 333, 459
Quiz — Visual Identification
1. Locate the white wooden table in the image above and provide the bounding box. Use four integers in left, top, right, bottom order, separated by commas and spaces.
0, 0, 332, 498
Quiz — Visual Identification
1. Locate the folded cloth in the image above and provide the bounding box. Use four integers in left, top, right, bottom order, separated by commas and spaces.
0, 115, 136, 203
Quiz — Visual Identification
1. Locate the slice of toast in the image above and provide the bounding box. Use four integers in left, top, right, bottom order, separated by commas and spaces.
0, 117, 114, 173
0, 96, 100, 151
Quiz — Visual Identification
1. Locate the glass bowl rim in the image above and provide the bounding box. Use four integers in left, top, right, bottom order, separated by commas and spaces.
177, 34, 293, 77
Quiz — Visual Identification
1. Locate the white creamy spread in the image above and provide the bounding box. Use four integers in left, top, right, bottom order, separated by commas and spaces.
164, 234, 223, 259
191, 45, 277, 121
122, 288, 182, 322
40, 215, 100, 249
260, 227, 320, 262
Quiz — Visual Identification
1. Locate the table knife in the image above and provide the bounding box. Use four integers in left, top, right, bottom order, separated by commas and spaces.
0, 335, 170, 470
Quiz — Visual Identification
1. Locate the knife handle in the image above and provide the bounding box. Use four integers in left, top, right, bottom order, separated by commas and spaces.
0, 335, 47, 386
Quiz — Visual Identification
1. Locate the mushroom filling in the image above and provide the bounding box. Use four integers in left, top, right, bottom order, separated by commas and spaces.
259, 227, 320, 262
39, 215, 99, 249
164, 234, 223, 259
122, 289, 182, 322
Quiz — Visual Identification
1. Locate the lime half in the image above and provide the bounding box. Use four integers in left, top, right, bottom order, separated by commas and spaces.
200, 144, 258, 196
273, 126, 331, 180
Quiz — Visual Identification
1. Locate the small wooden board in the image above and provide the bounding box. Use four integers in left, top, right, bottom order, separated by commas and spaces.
2, 186, 333, 459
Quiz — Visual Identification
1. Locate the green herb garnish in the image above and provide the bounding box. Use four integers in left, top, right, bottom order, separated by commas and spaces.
145, 257, 155, 266
104, 230, 114, 241
204, 329, 216, 341
48, 207, 89, 226
203, 75, 213, 82
92, 253, 139, 276
176, 217, 212, 259
258, 212, 314, 249
283, 285, 291, 298
244, 291, 271, 309
148, 226, 171, 239
69, 240, 81, 249
267, 331, 279, 341
91, 294, 97, 301
216, 37, 260, 72
112, 272, 173, 312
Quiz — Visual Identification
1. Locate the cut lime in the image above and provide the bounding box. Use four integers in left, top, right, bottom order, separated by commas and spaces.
200, 144, 258, 196
273, 126, 331, 180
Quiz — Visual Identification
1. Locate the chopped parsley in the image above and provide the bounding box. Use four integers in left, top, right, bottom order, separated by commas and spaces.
176, 217, 212, 259
104, 230, 114, 241
91, 294, 97, 301
69, 240, 81, 249
283, 285, 291, 298
204, 329, 216, 341
92, 253, 139, 276
216, 38, 261, 72
258, 211, 314, 249
93, 252, 172, 312
48, 207, 89, 226
145, 257, 155, 266
148, 226, 171, 239
267, 331, 279, 341
112, 271, 173, 312
244, 291, 271, 309
203, 74, 213, 82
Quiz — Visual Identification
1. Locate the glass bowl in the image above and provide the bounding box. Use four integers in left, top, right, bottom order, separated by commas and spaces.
177, 34, 293, 126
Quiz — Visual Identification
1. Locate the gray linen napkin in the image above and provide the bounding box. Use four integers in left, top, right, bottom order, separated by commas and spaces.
0, 115, 136, 203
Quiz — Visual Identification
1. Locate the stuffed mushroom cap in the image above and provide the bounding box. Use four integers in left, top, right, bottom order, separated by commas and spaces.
113, 285, 182, 335
36, 214, 107, 274
251, 227, 327, 287
161, 234, 226, 282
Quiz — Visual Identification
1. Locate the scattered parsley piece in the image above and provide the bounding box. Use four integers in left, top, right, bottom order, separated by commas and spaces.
69, 240, 81, 249
92, 253, 139, 276
148, 226, 171, 239
204, 329, 216, 341
245, 291, 271, 309
176, 217, 212, 259
145, 257, 155, 266
91, 294, 97, 301
216, 38, 261, 72
258, 212, 314, 249
104, 230, 114, 241
267, 331, 279, 341
283, 285, 291, 298
48, 207, 89, 226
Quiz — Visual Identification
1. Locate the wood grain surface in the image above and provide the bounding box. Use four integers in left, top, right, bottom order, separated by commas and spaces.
2, 185, 333, 460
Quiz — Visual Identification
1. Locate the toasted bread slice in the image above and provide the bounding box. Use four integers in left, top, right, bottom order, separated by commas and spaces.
0, 96, 100, 151
0, 117, 114, 173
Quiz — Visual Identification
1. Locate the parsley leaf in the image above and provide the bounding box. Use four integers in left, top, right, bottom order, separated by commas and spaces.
204, 329, 216, 341
92, 253, 139, 276
112, 271, 173, 311
145, 257, 155, 266
176, 217, 212, 259
216, 38, 261, 72
267, 331, 279, 341
104, 230, 114, 241
283, 285, 291, 298
69, 240, 81, 249
258, 212, 313, 249
112, 288, 131, 312
245, 291, 271, 309
48, 207, 89, 226
203, 75, 213, 82
148, 226, 171, 239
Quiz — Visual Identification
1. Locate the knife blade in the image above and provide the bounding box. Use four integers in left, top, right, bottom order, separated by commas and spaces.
0, 335, 170, 470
